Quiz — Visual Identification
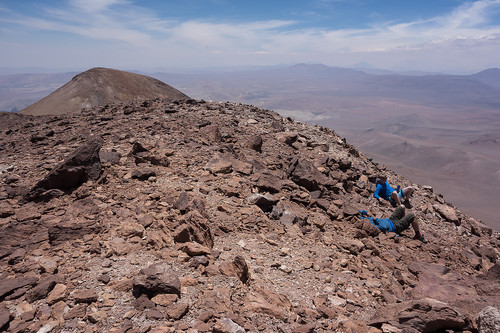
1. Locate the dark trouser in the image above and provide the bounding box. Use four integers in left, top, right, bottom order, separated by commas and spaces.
389, 206, 414, 234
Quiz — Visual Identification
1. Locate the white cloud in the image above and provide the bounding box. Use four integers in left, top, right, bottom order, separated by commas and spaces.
70, 0, 131, 13
444, 0, 500, 28
1, 0, 500, 72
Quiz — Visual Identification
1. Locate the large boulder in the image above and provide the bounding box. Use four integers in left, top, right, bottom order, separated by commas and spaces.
24, 136, 103, 201
369, 298, 466, 333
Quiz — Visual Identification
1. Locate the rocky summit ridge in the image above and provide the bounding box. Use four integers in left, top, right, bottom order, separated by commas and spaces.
1, 95, 500, 331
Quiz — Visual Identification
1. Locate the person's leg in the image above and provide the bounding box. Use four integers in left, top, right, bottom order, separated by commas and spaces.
393, 211, 428, 242
391, 191, 401, 205
393, 211, 412, 233
389, 205, 405, 221
400, 187, 414, 208
410, 217, 421, 237
411, 218, 428, 242
402, 187, 414, 200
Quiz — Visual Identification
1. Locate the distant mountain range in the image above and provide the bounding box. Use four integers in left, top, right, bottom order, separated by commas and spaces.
2, 64, 500, 230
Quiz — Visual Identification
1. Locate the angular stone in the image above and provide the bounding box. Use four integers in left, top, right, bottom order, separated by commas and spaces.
219, 256, 250, 284
214, 318, 245, 333
202, 288, 232, 313
255, 173, 282, 193
0, 306, 12, 331
287, 157, 322, 191
243, 287, 293, 320
16, 301, 34, 321
232, 159, 253, 175
247, 193, 279, 210
173, 211, 213, 248
247, 135, 263, 152
152, 293, 178, 306
98, 274, 111, 284
0, 276, 38, 301
133, 263, 181, 298
132, 294, 155, 310
280, 209, 302, 226
88, 310, 108, 324
26, 275, 58, 303
177, 242, 211, 256
200, 125, 221, 143
355, 219, 382, 237
109, 237, 130, 256
64, 303, 87, 320
72, 289, 98, 303
7, 248, 26, 265
146, 309, 164, 320
165, 303, 189, 320
50, 301, 68, 321
344, 203, 362, 216
108, 278, 133, 292
99, 150, 121, 165
433, 203, 460, 225
47, 283, 68, 305
340, 239, 365, 255
291, 323, 316, 333
39, 257, 58, 274
190, 255, 209, 268
369, 298, 466, 333
174, 191, 190, 213
131, 167, 156, 180
337, 319, 369, 332
24, 136, 103, 201
308, 212, 329, 230
276, 132, 298, 146
205, 157, 232, 174
119, 222, 145, 238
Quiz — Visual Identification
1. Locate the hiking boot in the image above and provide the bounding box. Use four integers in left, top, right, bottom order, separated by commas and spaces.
413, 235, 428, 243
403, 200, 413, 209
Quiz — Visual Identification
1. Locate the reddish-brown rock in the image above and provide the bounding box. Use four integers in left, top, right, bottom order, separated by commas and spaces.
133, 263, 181, 298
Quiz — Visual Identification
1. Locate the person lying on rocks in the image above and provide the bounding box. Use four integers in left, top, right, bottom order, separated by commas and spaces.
360, 205, 428, 243
374, 175, 414, 208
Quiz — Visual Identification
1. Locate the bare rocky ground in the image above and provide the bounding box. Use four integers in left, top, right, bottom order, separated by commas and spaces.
0, 99, 499, 333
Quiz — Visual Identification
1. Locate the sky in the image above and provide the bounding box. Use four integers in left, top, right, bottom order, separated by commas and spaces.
1, 0, 500, 74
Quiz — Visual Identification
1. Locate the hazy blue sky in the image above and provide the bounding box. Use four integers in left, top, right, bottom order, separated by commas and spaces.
1, 0, 500, 73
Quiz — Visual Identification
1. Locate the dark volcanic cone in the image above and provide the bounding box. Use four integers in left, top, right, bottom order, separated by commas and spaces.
19, 67, 190, 115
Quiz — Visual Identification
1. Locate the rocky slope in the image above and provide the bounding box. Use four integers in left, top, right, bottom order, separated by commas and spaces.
19, 68, 189, 116
1, 97, 499, 333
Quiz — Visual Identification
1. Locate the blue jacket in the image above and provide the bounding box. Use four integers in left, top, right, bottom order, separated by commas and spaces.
374, 181, 395, 200
359, 210, 396, 233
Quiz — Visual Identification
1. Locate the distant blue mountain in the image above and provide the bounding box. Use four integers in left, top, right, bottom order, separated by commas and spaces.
469, 68, 500, 88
